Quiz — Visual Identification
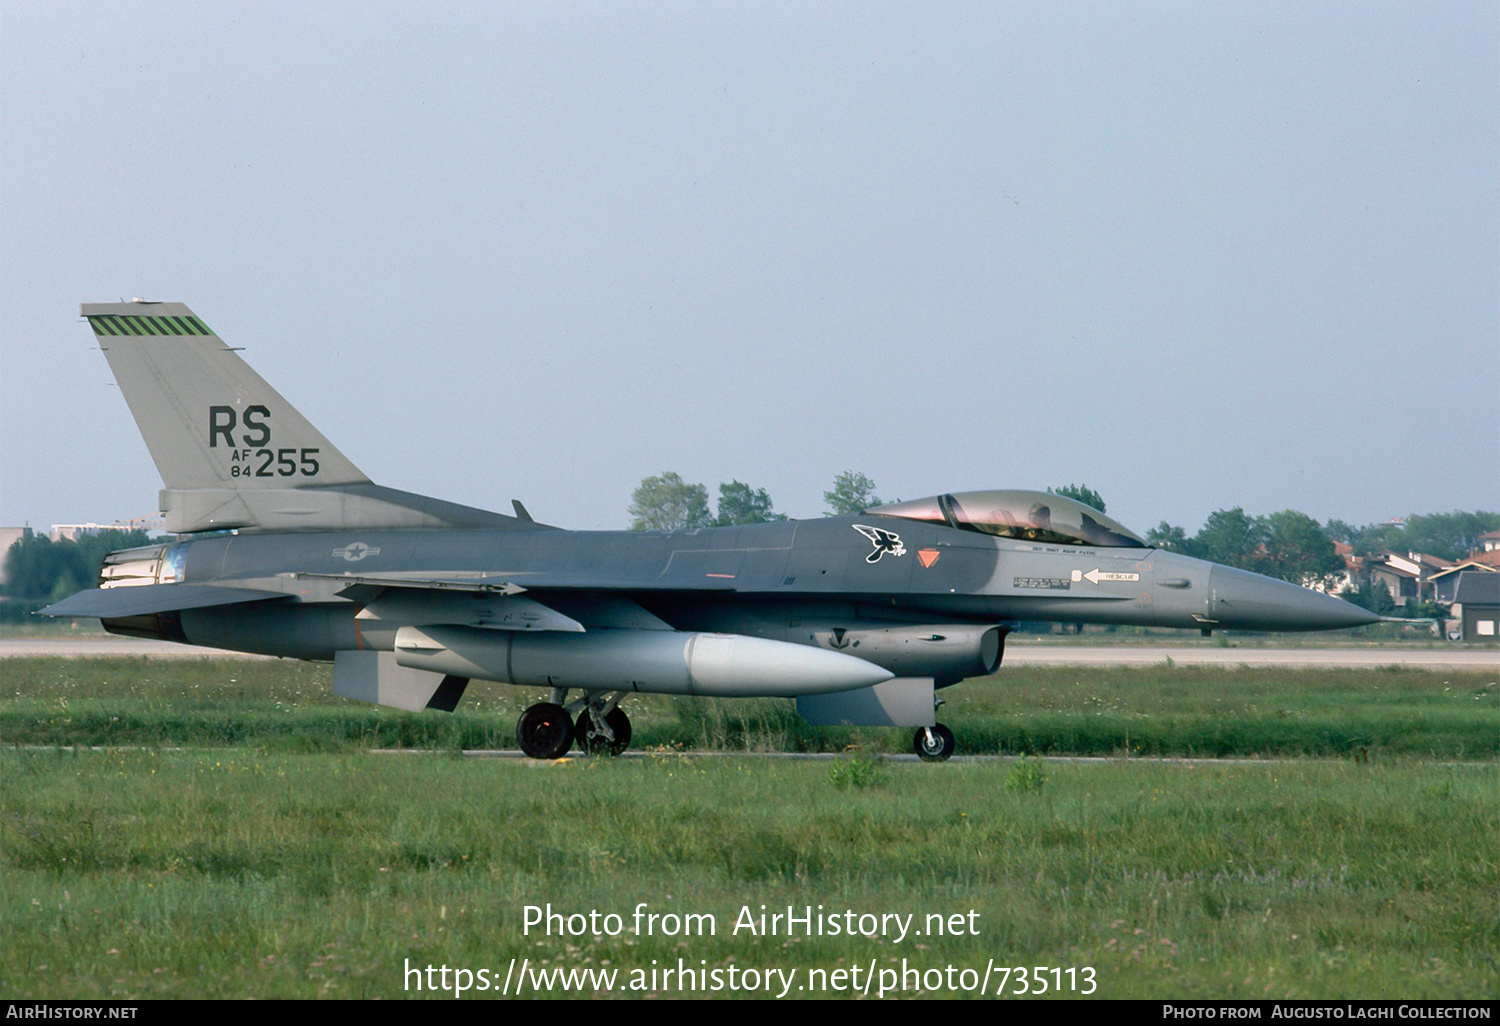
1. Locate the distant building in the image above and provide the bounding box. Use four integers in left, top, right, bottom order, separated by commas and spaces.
1453, 572, 1500, 641
47, 520, 162, 543
1321, 541, 1359, 595
1364, 550, 1462, 605
1369, 551, 1421, 604
1479, 529, 1500, 553
1429, 560, 1499, 604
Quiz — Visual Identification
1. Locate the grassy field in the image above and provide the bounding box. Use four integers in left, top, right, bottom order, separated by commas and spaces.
3, 749, 1495, 999
2, 658, 1496, 1000
2, 657, 1496, 758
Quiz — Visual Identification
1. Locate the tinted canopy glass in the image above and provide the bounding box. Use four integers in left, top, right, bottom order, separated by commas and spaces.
868, 490, 1147, 548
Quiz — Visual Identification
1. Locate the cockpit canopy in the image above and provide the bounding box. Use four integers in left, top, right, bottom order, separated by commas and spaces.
866, 490, 1148, 548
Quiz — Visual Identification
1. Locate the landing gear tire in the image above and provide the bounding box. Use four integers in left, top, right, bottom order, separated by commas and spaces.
575, 707, 632, 756
517, 703, 575, 759
914, 723, 955, 762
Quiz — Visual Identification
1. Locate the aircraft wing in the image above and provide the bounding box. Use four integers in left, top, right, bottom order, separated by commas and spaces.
290, 573, 599, 632
291, 570, 741, 593
38, 584, 291, 619
291, 571, 527, 595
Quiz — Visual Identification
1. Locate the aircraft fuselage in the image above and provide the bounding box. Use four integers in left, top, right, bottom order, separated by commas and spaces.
108, 514, 1370, 674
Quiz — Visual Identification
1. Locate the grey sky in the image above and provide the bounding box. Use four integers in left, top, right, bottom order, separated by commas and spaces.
2, 3, 1495, 535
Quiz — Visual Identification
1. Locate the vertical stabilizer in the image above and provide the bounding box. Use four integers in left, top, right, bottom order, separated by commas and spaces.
84, 302, 368, 491
84, 301, 513, 533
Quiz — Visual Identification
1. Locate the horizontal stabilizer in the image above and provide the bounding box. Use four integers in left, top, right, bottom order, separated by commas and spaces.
38, 584, 288, 619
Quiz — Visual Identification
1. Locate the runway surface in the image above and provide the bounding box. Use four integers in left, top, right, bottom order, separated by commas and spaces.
2, 636, 1494, 669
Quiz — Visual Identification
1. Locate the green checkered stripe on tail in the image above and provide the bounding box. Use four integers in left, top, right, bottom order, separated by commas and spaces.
88, 314, 213, 336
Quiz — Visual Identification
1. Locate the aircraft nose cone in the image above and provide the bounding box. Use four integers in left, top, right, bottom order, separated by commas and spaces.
1209, 565, 1381, 631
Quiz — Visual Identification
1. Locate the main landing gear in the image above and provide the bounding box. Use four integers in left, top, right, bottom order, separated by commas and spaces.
516, 702, 574, 759
913, 723, 955, 762
516, 689, 632, 759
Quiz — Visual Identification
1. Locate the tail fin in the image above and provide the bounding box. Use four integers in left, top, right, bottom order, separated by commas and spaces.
85, 302, 368, 491
85, 301, 510, 534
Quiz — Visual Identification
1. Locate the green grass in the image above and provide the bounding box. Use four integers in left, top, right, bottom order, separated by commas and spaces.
2, 657, 1495, 759
3, 749, 1495, 999
3, 657, 1495, 998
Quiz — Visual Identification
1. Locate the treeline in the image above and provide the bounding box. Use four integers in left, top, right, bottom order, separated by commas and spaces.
1150, 510, 1498, 580
1324, 512, 1500, 563
628, 470, 887, 529
1145, 510, 1346, 590
0, 530, 158, 622
1151, 508, 1497, 615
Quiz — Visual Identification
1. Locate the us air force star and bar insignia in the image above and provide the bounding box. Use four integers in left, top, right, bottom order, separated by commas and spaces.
333, 542, 380, 561
852, 525, 906, 563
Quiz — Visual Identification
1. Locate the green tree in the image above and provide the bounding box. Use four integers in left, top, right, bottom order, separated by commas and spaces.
1401, 511, 1500, 561
1048, 484, 1105, 513
1343, 576, 1395, 616
2, 535, 83, 601
714, 481, 784, 526
1327, 519, 1406, 562
1193, 508, 1265, 570
2, 529, 155, 602
1146, 521, 1196, 554
1253, 510, 1345, 589
823, 471, 881, 516
1323, 519, 1360, 545
628, 473, 712, 531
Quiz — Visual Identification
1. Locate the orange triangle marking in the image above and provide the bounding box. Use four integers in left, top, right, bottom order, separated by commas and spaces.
917, 549, 940, 568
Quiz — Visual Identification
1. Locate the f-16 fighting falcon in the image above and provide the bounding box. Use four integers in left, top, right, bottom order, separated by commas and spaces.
41, 302, 1381, 761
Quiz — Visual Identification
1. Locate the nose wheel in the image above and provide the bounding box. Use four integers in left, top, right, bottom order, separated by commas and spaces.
914, 723, 955, 762
517, 702, 575, 759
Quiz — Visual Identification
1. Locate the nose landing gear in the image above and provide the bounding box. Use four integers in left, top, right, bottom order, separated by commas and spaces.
913, 723, 955, 762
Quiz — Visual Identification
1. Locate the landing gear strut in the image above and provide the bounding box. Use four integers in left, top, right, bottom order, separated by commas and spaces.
516, 689, 633, 759
517, 702, 574, 759
574, 690, 631, 756
576, 706, 632, 756
914, 723, 955, 762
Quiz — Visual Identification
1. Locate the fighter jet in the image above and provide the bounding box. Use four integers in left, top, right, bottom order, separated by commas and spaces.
41, 302, 1381, 761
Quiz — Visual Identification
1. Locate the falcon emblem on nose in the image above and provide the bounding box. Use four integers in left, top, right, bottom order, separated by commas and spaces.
852, 524, 906, 563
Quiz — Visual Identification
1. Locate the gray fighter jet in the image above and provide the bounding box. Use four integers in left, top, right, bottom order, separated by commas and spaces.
41, 302, 1380, 760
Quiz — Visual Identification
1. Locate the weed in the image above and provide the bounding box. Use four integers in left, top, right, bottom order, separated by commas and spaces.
1004, 755, 1047, 792
828, 749, 887, 789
